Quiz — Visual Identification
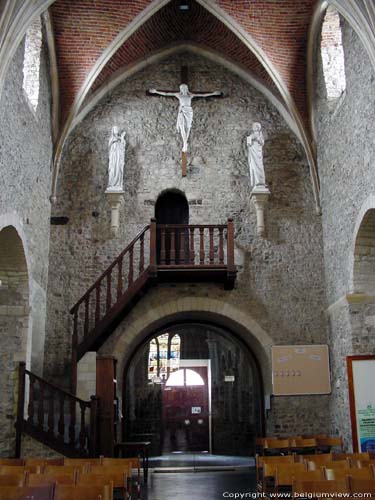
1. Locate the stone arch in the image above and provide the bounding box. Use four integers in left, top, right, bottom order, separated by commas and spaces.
349, 195, 375, 294
0, 217, 31, 456
105, 295, 273, 398
307, 0, 375, 147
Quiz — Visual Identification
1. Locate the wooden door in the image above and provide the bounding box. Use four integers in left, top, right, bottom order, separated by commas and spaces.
162, 367, 209, 452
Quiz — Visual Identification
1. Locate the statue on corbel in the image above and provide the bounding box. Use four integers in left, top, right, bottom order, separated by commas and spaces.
247, 122, 270, 238
105, 126, 126, 236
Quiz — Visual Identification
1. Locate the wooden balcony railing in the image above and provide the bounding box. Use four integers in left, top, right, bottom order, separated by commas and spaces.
69, 218, 236, 393
16, 362, 98, 457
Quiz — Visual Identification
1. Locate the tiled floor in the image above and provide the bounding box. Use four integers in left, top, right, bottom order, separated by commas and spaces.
139, 454, 256, 500
141, 470, 256, 500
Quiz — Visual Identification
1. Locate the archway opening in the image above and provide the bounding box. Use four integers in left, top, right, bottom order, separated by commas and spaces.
124, 322, 263, 458
155, 190, 189, 264
353, 209, 375, 294
0, 225, 29, 456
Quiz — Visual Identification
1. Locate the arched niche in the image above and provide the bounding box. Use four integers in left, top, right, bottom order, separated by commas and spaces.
353, 209, 375, 294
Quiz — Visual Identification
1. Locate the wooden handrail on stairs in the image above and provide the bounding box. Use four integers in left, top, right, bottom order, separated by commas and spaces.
16, 362, 98, 458
70, 218, 236, 393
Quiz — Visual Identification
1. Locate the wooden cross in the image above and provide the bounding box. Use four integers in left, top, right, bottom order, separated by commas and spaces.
147, 65, 223, 177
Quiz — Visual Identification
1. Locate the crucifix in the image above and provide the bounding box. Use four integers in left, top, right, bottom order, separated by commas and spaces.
148, 65, 223, 176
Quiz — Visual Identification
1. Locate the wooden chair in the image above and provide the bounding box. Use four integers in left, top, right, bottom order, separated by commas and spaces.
0, 459, 24, 466
256, 455, 295, 488
263, 438, 291, 456
28, 471, 77, 486
0, 484, 55, 500
289, 438, 317, 455
316, 437, 343, 453
356, 459, 375, 469
293, 478, 349, 497
89, 465, 131, 495
306, 458, 344, 471
300, 453, 332, 465
0, 465, 41, 475
101, 457, 139, 482
78, 472, 127, 498
291, 470, 324, 482
64, 458, 102, 468
55, 482, 113, 500
323, 466, 374, 481
274, 463, 307, 493
334, 452, 370, 462
348, 476, 375, 495
256, 437, 266, 455
44, 465, 86, 475
0, 473, 26, 486
25, 458, 64, 469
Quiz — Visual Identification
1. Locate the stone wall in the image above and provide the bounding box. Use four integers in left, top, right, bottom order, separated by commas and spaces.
315, 17, 375, 449
46, 52, 328, 436
0, 32, 53, 456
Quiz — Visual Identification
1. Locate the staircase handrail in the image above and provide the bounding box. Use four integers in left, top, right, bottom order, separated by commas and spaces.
70, 224, 150, 314
23, 367, 90, 407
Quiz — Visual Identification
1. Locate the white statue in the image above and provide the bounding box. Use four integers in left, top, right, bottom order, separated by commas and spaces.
149, 84, 222, 153
107, 126, 126, 191
247, 122, 266, 187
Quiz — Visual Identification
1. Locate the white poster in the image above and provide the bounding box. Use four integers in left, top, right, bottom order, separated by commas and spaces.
351, 359, 375, 452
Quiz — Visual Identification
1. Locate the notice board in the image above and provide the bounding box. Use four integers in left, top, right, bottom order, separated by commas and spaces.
272, 345, 331, 395
347, 356, 375, 452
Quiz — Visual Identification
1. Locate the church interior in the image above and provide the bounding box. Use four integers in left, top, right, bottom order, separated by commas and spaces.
1, 0, 375, 498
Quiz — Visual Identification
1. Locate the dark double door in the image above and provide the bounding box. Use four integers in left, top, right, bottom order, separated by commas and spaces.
155, 192, 189, 265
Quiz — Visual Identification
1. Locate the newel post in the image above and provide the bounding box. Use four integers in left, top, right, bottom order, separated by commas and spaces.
89, 395, 99, 457
227, 218, 235, 272
71, 309, 78, 395
149, 218, 157, 277
15, 361, 26, 458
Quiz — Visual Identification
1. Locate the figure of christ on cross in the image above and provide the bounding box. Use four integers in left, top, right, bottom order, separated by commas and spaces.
148, 82, 223, 175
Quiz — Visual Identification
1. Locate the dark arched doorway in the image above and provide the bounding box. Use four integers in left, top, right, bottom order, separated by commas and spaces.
123, 323, 264, 457
155, 190, 189, 265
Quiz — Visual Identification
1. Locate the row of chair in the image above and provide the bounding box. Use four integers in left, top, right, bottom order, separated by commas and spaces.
256, 436, 343, 455
293, 477, 375, 497
0, 457, 141, 500
257, 452, 375, 495
0, 482, 113, 500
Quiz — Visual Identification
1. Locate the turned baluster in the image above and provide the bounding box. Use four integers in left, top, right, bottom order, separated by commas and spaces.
219, 227, 224, 264
79, 402, 87, 452
58, 393, 65, 442
84, 296, 89, 338
106, 270, 112, 313
139, 234, 145, 273
37, 382, 45, 429
160, 227, 166, 265
128, 246, 134, 285
95, 283, 101, 325
170, 229, 176, 264
179, 229, 185, 264
117, 257, 123, 301
199, 227, 205, 265
189, 227, 195, 264
209, 227, 214, 264
69, 399, 76, 448
48, 389, 55, 436
27, 375, 35, 423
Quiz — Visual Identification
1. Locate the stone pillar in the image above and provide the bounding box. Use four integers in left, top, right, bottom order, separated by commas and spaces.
105, 190, 124, 237
250, 185, 271, 237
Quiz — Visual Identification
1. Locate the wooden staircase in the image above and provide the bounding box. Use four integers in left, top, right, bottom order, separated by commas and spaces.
70, 218, 236, 393
16, 362, 98, 457
15, 218, 236, 458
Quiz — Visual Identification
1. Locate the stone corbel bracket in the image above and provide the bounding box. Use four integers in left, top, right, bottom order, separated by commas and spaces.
250, 185, 271, 238
105, 189, 124, 237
